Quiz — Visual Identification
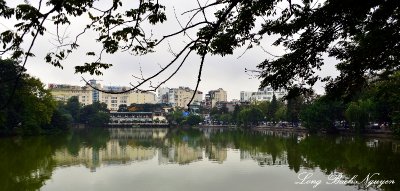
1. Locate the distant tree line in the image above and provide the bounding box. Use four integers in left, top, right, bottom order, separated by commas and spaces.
207, 94, 290, 127
301, 72, 400, 134
167, 108, 203, 126
60, 97, 110, 127
205, 75, 400, 135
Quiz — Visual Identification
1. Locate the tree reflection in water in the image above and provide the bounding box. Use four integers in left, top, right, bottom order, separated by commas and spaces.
0, 128, 399, 191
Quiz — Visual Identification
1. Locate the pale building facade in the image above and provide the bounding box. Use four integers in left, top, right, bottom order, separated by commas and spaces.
205, 88, 228, 108
158, 87, 203, 109
101, 88, 156, 111
240, 91, 253, 102
49, 83, 156, 111
48, 84, 93, 106
157, 87, 170, 103
240, 86, 287, 103
250, 87, 286, 102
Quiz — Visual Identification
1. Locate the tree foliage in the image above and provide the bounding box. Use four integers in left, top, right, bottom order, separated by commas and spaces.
238, 106, 263, 127
300, 97, 344, 133
167, 108, 203, 126
1, 0, 398, 107
79, 101, 110, 127
0, 58, 57, 134
65, 96, 81, 122
286, 96, 304, 126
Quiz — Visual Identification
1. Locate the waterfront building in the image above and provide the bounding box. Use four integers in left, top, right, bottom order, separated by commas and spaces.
109, 112, 153, 124
89, 79, 101, 103
101, 86, 156, 111
205, 88, 227, 109
157, 87, 170, 103
240, 86, 287, 103
48, 84, 93, 106
158, 87, 202, 109
240, 91, 253, 102
48, 82, 156, 111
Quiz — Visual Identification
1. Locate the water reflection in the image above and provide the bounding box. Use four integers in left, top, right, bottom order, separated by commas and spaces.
0, 135, 68, 191
1, 128, 400, 191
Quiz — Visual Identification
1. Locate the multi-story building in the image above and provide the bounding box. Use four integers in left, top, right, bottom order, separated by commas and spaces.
49, 83, 156, 111
48, 84, 93, 106
158, 87, 202, 109
240, 86, 287, 103
89, 79, 101, 102
240, 91, 254, 102
205, 88, 227, 109
157, 87, 170, 103
101, 86, 156, 111
251, 87, 286, 102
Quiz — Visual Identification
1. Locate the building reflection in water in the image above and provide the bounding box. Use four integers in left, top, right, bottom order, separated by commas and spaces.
53, 139, 157, 172
4, 127, 399, 191
240, 151, 287, 166
53, 128, 234, 170
52, 126, 400, 181
158, 143, 203, 165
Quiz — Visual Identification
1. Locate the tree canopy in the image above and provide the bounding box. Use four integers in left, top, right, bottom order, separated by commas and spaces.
0, 58, 56, 134
1, 0, 399, 106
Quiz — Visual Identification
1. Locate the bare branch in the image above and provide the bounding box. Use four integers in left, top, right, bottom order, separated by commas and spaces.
167, 42, 177, 57
82, 40, 197, 94
237, 43, 252, 59
153, 47, 194, 90
197, 0, 209, 22
259, 45, 282, 58
155, 21, 210, 46
186, 0, 240, 110
181, 1, 221, 15
187, 51, 206, 110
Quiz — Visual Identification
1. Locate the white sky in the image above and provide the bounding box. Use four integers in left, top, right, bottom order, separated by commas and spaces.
0, 0, 339, 100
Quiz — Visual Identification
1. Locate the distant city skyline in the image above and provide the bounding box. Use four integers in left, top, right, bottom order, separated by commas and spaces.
47, 80, 288, 102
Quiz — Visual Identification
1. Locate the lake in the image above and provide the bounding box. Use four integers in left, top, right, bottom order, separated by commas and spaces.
1, 128, 399, 191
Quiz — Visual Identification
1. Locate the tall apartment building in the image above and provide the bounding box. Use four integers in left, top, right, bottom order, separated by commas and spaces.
48, 83, 156, 111
240, 86, 287, 102
205, 88, 227, 109
158, 87, 202, 109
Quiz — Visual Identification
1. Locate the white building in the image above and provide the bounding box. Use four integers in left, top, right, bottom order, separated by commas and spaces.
240, 86, 287, 102
157, 87, 170, 103
240, 91, 253, 102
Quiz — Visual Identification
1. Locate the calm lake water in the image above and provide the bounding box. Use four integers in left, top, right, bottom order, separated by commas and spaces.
1, 128, 399, 191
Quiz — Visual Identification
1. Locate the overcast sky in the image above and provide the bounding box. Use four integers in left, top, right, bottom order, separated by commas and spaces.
1, 0, 339, 100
